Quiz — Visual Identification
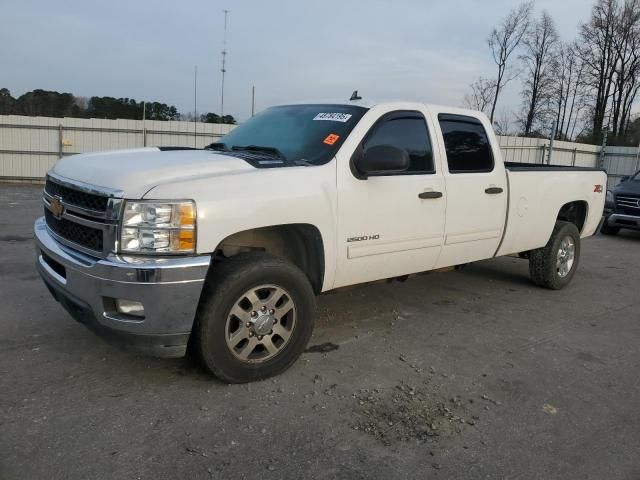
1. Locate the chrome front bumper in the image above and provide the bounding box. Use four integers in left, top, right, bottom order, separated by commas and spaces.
607, 213, 640, 230
34, 217, 211, 357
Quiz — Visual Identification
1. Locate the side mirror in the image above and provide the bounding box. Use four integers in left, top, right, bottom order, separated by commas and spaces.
620, 175, 630, 183
353, 145, 410, 179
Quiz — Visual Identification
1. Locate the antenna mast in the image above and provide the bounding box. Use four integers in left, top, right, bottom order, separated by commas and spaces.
194, 65, 198, 147
220, 9, 230, 119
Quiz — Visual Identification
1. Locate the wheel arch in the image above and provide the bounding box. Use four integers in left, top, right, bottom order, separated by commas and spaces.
556, 200, 588, 234
210, 223, 325, 294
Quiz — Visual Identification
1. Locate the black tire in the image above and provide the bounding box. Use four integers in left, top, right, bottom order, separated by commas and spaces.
600, 220, 620, 236
194, 252, 316, 383
529, 221, 581, 290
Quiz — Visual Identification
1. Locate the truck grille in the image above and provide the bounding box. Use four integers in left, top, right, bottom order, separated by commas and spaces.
45, 178, 109, 213
43, 175, 122, 257
44, 209, 104, 252
616, 195, 640, 216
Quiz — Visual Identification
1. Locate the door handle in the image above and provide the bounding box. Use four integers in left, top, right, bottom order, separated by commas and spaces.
485, 187, 504, 194
418, 191, 443, 199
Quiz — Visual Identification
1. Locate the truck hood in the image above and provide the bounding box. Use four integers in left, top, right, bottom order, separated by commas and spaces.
614, 179, 640, 196
51, 148, 255, 198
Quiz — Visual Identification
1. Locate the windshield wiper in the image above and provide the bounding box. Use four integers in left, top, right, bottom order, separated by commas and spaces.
292, 159, 314, 166
205, 142, 230, 152
231, 145, 285, 159
229, 145, 314, 166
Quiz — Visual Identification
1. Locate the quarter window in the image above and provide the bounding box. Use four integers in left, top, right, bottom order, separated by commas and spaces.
362, 112, 434, 174
438, 114, 494, 173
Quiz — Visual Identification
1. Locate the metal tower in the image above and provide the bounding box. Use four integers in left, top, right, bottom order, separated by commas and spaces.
220, 9, 230, 119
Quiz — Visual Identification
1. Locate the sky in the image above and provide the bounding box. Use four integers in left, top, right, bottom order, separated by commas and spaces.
1, 0, 595, 123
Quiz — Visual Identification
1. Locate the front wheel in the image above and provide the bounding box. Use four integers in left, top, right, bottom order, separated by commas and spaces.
194, 252, 316, 383
529, 221, 581, 290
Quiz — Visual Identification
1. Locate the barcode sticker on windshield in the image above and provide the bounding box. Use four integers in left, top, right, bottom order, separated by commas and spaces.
313, 113, 352, 123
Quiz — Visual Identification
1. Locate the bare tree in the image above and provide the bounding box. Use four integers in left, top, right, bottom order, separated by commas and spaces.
73, 96, 89, 111
550, 43, 588, 140
463, 77, 497, 113
577, 0, 620, 142
493, 109, 514, 136
610, 0, 640, 139
575, 0, 640, 144
488, 1, 534, 123
180, 112, 198, 122
519, 10, 559, 135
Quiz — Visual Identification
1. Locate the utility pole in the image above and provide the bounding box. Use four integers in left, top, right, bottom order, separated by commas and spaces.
194, 65, 198, 147
220, 9, 230, 120
598, 125, 609, 170
547, 120, 557, 165
251, 85, 255, 117
142, 101, 146, 147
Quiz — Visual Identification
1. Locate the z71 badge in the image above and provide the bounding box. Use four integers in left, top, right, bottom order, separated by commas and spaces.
347, 235, 380, 242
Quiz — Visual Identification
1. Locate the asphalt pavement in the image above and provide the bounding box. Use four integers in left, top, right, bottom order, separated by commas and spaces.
1, 183, 639, 480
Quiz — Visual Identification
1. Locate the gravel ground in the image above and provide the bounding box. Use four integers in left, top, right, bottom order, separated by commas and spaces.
1, 183, 639, 480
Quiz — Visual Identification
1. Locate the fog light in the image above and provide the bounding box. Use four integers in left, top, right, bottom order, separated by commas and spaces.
115, 299, 145, 318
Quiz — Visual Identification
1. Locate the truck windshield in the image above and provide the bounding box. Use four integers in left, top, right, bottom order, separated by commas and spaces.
215, 104, 368, 166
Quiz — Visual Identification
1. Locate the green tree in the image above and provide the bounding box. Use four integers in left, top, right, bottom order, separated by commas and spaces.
200, 112, 221, 123
221, 114, 236, 125
200, 112, 236, 124
146, 102, 180, 121
0, 88, 16, 115
13, 89, 76, 117
2, 88, 223, 123
86, 97, 142, 119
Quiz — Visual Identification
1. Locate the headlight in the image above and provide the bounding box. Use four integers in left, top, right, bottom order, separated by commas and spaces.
606, 190, 614, 204
119, 201, 196, 254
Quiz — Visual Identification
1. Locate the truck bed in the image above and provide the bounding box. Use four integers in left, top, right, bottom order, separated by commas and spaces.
505, 162, 605, 172
496, 166, 607, 257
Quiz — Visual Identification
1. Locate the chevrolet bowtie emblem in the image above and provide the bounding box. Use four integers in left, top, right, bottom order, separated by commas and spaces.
50, 196, 64, 219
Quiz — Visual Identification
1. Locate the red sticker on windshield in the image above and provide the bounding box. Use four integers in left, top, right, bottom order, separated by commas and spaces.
323, 134, 340, 145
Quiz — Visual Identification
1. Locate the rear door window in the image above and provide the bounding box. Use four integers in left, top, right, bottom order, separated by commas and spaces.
438, 114, 494, 173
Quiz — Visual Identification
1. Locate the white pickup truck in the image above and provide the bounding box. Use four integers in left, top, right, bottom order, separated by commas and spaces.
34, 100, 606, 382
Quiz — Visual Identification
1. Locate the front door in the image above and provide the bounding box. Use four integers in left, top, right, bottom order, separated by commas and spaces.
333, 108, 446, 288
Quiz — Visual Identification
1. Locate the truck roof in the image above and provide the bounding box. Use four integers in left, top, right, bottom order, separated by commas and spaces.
275, 99, 488, 120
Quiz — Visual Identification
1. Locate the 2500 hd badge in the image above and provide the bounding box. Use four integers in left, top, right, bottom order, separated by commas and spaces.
347, 234, 380, 242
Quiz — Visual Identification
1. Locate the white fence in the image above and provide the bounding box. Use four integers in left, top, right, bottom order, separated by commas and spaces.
0, 115, 638, 186
497, 136, 600, 167
497, 136, 638, 188
0, 115, 235, 181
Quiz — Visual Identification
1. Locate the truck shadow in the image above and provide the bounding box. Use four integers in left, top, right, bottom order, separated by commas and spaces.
603, 230, 640, 242
453, 258, 533, 288
48, 258, 534, 384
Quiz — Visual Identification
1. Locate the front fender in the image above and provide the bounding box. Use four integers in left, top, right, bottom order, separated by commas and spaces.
144, 162, 338, 290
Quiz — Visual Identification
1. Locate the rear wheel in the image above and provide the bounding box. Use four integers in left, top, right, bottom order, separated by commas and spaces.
529, 221, 581, 290
194, 252, 316, 383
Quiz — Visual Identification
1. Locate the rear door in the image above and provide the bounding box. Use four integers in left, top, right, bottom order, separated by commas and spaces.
333, 107, 446, 288
433, 113, 508, 268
